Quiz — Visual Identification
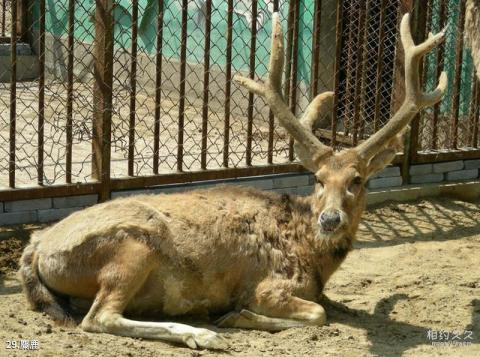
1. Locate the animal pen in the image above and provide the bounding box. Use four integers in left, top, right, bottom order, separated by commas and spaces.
0, 0, 478, 203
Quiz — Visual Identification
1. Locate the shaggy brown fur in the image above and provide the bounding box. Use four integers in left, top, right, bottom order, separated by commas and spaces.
19, 150, 368, 349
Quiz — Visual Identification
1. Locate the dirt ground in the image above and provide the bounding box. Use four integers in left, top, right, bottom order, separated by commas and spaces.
0, 196, 479, 357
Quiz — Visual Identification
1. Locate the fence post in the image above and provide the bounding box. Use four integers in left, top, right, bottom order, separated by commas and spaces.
16, 0, 28, 41
92, 0, 114, 202
396, 0, 428, 184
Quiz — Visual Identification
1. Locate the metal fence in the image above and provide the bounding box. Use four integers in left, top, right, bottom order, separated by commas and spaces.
0, 0, 478, 202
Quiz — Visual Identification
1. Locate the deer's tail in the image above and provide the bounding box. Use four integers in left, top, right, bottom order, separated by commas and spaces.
18, 234, 73, 324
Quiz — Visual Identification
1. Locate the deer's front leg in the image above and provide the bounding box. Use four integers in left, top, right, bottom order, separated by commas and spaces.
216, 295, 326, 331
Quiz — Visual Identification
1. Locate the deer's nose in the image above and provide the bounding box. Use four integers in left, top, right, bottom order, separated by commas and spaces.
319, 210, 341, 232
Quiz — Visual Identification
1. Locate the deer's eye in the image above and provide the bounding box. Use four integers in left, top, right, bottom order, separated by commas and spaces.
348, 176, 363, 194
352, 176, 362, 186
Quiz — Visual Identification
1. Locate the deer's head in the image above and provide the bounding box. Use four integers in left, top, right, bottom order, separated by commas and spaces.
235, 13, 447, 238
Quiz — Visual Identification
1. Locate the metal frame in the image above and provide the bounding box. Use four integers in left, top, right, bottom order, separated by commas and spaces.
1, 0, 478, 204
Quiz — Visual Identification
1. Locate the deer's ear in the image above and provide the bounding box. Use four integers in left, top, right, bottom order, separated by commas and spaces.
366, 148, 397, 179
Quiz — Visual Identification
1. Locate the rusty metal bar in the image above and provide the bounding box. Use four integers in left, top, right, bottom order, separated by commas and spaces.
288, 0, 300, 162
373, 0, 387, 133
284, 1, 297, 161
246, 0, 258, 166
431, 0, 446, 149
111, 163, 307, 191
201, 0, 212, 170
177, 0, 188, 172
223, 0, 233, 168
1, 0, 6, 36
16, 0, 27, 41
470, 78, 479, 148
128, 0, 139, 176
37, 0, 45, 185
9, 0, 17, 188
283, 0, 294, 114
331, 0, 344, 149
450, 0, 466, 150
358, 0, 370, 140
352, 0, 366, 145
66, 0, 75, 184
343, 4, 356, 136
310, 0, 322, 98
474, 80, 479, 148
0, 183, 101, 202
407, 0, 428, 164
153, 0, 164, 174
92, 0, 114, 201
414, 149, 480, 164
267, 111, 274, 164
267, 0, 279, 165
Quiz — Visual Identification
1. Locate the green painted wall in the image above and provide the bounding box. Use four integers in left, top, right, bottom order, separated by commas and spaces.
33, 0, 317, 84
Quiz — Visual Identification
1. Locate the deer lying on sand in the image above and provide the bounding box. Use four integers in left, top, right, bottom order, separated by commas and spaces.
19, 13, 447, 350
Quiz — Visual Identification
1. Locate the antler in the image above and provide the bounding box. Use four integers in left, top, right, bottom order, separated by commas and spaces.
234, 12, 333, 172
356, 13, 448, 160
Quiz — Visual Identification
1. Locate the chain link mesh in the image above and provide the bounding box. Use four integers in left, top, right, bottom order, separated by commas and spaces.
419, 0, 479, 151
0, 0, 478, 190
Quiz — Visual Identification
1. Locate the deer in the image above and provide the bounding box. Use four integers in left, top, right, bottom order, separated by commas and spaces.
19, 13, 447, 350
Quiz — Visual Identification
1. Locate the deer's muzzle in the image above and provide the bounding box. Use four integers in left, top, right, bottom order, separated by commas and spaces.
318, 209, 342, 233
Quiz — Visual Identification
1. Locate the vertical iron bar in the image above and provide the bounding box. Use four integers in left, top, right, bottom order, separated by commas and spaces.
310, 0, 322, 98
37, 0, 45, 185
16, 0, 27, 41
373, 0, 387, 133
331, 0, 344, 149
201, 0, 212, 170
474, 80, 479, 148
128, 0, 139, 176
223, 0, 233, 168
177, 0, 188, 172
283, 1, 294, 114
343, 5, 356, 136
246, 0, 257, 166
352, 0, 366, 145
153, 0, 164, 174
450, 0, 466, 149
92, 0, 114, 201
288, 0, 300, 162
66, 0, 75, 183
358, 0, 369, 140
470, 78, 479, 148
9, 0, 17, 188
1, 0, 6, 36
431, 0, 445, 149
267, 0, 279, 165
407, 0, 428, 164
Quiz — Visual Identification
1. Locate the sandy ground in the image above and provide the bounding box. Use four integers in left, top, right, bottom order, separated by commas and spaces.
0, 196, 479, 356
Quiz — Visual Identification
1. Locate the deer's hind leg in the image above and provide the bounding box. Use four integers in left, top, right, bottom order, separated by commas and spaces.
80, 238, 226, 350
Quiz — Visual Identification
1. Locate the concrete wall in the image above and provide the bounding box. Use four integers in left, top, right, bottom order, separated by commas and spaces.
1, 158, 479, 226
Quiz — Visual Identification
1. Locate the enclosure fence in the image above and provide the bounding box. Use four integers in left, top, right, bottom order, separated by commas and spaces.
0, 0, 478, 202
